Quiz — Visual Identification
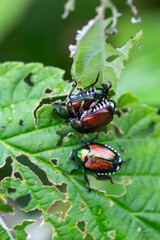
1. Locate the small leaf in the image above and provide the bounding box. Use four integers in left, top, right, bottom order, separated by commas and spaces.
117, 92, 139, 109
13, 220, 34, 240
0, 224, 11, 240
0, 198, 13, 213
69, 3, 143, 88
114, 102, 157, 138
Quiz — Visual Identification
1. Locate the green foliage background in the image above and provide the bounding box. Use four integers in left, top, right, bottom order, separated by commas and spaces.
0, 1, 160, 240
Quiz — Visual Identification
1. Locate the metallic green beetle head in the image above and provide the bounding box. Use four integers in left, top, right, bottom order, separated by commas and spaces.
70, 145, 88, 166
69, 118, 86, 133
54, 104, 70, 120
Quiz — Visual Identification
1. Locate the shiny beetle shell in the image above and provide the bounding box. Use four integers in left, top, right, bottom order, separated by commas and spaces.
54, 72, 112, 120
69, 99, 116, 133
64, 142, 130, 192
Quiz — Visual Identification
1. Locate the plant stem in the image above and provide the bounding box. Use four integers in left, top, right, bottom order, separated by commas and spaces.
0, 216, 15, 240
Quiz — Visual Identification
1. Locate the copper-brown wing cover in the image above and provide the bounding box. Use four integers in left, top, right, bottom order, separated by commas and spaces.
82, 109, 113, 129
84, 143, 115, 171
68, 99, 94, 114
84, 157, 113, 170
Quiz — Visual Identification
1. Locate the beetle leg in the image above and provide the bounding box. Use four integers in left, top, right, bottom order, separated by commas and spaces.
70, 102, 77, 117
83, 168, 91, 192
90, 132, 100, 142
79, 99, 85, 115
68, 79, 77, 98
121, 158, 131, 163
63, 165, 81, 175
94, 173, 113, 183
107, 176, 113, 184
78, 138, 86, 145
66, 100, 77, 117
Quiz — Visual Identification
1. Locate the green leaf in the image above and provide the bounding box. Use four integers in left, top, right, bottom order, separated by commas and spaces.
114, 101, 157, 138
13, 220, 34, 240
116, 92, 139, 109
70, 5, 143, 88
0, 62, 160, 239
151, 116, 160, 138
0, 224, 11, 240
0, 217, 33, 240
0, 198, 13, 213
0, 217, 14, 240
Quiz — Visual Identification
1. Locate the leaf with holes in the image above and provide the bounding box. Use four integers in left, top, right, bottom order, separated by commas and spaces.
69, 3, 143, 88
0, 62, 160, 239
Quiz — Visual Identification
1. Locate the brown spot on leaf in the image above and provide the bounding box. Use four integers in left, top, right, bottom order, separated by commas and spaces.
98, 209, 102, 214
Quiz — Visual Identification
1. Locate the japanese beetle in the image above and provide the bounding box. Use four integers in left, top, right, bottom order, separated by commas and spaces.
64, 142, 130, 192
69, 99, 116, 133
54, 72, 112, 120
54, 102, 73, 120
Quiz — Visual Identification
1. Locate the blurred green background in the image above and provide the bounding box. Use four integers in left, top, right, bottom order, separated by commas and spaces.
0, 0, 160, 107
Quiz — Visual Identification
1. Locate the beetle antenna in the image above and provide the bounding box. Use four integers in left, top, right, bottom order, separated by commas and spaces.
121, 158, 131, 163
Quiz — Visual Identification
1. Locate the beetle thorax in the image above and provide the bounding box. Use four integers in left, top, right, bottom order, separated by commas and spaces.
77, 149, 91, 162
